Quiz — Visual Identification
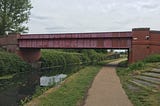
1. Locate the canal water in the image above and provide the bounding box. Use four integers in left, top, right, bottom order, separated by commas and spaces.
0, 65, 81, 106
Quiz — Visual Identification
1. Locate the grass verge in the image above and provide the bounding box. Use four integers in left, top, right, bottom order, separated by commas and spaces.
26, 66, 101, 106
116, 60, 160, 106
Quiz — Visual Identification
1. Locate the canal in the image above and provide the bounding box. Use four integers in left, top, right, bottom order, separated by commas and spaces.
0, 65, 81, 106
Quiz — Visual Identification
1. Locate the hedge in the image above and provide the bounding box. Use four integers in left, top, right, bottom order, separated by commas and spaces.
40, 49, 110, 68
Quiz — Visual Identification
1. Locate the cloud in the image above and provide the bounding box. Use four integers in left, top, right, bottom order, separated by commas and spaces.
28, 0, 160, 34
45, 26, 68, 32
136, 1, 159, 10
31, 14, 49, 20
142, 4, 158, 9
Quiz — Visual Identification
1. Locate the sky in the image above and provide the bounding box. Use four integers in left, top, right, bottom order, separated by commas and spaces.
28, 0, 160, 34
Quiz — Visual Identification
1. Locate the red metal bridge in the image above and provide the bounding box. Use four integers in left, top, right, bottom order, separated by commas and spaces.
1, 28, 160, 63
17, 31, 132, 62
18, 32, 132, 49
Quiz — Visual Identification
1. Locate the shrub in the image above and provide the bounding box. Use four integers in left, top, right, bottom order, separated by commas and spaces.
144, 54, 160, 63
121, 54, 160, 73
41, 49, 110, 67
0, 51, 30, 75
41, 50, 82, 67
128, 61, 145, 71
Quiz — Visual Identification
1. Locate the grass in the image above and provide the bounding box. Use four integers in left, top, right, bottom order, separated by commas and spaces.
116, 60, 160, 106
0, 74, 15, 80
97, 58, 123, 66
26, 66, 101, 106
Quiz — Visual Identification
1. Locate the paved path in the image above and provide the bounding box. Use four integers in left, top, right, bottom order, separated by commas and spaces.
84, 60, 133, 106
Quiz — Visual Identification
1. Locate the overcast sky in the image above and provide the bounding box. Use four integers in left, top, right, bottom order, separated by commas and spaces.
28, 0, 160, 34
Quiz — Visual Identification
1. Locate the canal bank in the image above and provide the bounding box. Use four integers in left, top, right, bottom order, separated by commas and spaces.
25, 66, 101, 106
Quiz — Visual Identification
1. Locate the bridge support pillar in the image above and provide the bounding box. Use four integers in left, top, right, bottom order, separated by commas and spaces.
129, 28, 150, 63
17, 49, 41, 63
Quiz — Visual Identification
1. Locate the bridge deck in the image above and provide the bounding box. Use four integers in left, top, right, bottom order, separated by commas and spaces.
18, 32, 132, 49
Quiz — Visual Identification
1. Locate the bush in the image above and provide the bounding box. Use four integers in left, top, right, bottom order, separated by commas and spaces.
144, 54, 160, 63
81, 49, 107, 64
41, 49, 110, 68
118, 60, 128, 67
0, 51, 30, 75
128, 61, 145, 71
41, 50, 82, 67
119, 54, 160, 73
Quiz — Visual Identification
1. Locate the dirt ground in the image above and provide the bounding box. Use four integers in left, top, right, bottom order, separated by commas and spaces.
84, 59, 133, 106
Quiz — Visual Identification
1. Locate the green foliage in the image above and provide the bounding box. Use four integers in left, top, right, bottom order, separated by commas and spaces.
0, 74, 15, 80
0, 51, 30, 75
0, 0, 32, 35
32, 86, 53, 98
123, 54, 160, 73
117, 54, 160, 106
118, 60, 128, 67
79, 53, 90, 64
117, 60, 160, 106
41, 49, 110, 68
81, 49, 108, 64
41, 50, 82, 67
20, 96, 32, 106
128, 61, 145, 71
94, 49, 108, 53
144, 54, 160, 63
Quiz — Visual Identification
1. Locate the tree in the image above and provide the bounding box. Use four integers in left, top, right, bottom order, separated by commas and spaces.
0, 0, 32, 35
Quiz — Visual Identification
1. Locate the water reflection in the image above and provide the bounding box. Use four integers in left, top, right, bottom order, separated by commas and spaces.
0, 65, 81, 106
40, 74, 67, 86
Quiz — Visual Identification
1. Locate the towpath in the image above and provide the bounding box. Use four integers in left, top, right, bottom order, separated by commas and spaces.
84, 59, 133, 106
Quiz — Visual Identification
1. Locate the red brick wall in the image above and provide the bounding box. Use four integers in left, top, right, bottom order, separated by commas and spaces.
0, 35, 41, 62
129, 28, 160, 63
17, 49, 41, 62
0, 34, 19, 53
